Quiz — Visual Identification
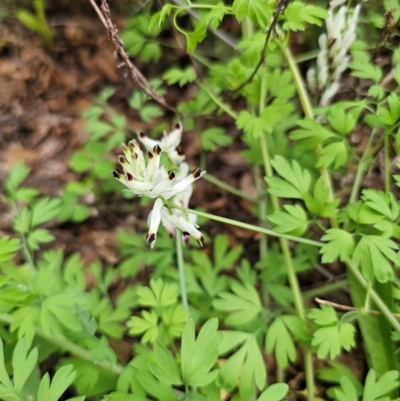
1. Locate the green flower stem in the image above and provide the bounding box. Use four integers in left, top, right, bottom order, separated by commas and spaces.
198, 83, 238, 120
202, 173, 257, 202
277, 38, 338, 229
175, 229, 189, 312
166, 204, 323, 248
302, 279, 348, 300
349, 128, 377, 203
259, 133, 315, 401
0, 313, 124, 375
345, 259, 400, 333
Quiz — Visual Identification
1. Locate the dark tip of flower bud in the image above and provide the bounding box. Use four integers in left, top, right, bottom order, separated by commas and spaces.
168, 171, 176, 180
183, 233, 190, 244
154, 145, 161, 155
175, 122, 182, 130
146, 233, 156, 244
127, 173, 133, 181
118, 155, 125, 164
128, 141, 136, 150
198, 235, 204, 247
168, 231, 174, 239
176, 146, 184, 156
148, 151, 154, 159
112, 170, 120, 179
139, 132, 145, 138
192, 168, 201, 179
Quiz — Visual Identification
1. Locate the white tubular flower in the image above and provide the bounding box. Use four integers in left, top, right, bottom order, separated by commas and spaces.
147, 198, 164, 248
113, 141, 176, 197
113, 143, 206, 248
138, 122, 185, 164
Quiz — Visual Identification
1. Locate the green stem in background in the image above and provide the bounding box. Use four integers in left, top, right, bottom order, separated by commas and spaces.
384, 133, 391, 193
198, 83, 238, 119
175, 229, 189, 312
302, 279, 348, 300
166, 203, 324, 248
277, 38, 337, 229
203, 173, 256, 202
345, 259, 400, 333
259, 133, 315, 401
349, 128, 377, 203
363, 281, 372, 312
0, 313, 124, 375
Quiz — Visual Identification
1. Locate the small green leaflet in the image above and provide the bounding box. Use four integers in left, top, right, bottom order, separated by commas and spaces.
334, 369, 399, 401
0, 237, 20, 262
186, 20, 207, 53
236, 108, 282, 139
218, 332, 266, 397
257, 383, 289, 401
163, 67, 196, 87
127, 310, 159, 343
328, 104, 358, 135
320, 229, 355, 263
181, 318, 222, 386
290, 118, 335, 150
362, 369, 399, 401
137, 278, 179, 308
268, 204, 308, 236
232, 0, 274, 28
304, 177, 339, 217
282, 2, 328, 31
201, 127, 233, 151
5, 160, 31, 197
352, 235, 400, 282
150, 342, 182, 385
361, 189, 399, 221
212, 281, 262, 325
266, 156, 311, 199
316, 141, 348, 169
377, 93, 400, 126
349, 51, 382, 83
308, 305, 355, 359
266, 317, 296, 368
0, 338, 80, 401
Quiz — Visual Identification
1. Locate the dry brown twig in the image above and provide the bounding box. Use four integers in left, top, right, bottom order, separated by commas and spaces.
88, 0, 178, 114
315, 297, 400, 318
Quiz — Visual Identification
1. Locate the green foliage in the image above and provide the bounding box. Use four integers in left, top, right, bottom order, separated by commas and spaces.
308, 305, 356, 359
0, 338, 82, 401
16, 0, 53, 45
4, 1, 400, 400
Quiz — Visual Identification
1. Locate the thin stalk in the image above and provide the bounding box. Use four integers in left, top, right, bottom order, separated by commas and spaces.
302, 279, 348, 300
277, 39, 338, 229
198, 83, 238, 119
349, 129, 377, 203
345, 259, 400, 333
257, 68, 269, 259
175, 229, 189, 312
203, 173, 256, 202
363, 281, 372, 312
0, 313, 124, 375
384, 133, 390, 193
166, 204, 323, 248
259, 133, 315, 401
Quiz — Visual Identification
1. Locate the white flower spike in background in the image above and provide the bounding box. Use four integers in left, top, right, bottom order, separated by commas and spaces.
113, 123, 205, 248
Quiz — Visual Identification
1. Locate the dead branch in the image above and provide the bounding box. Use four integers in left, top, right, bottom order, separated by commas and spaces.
88, 0, 178, 114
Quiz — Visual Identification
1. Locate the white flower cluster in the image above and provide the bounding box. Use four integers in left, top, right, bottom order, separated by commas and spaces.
113, 123, 205, 248
307, 0, 361, 106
